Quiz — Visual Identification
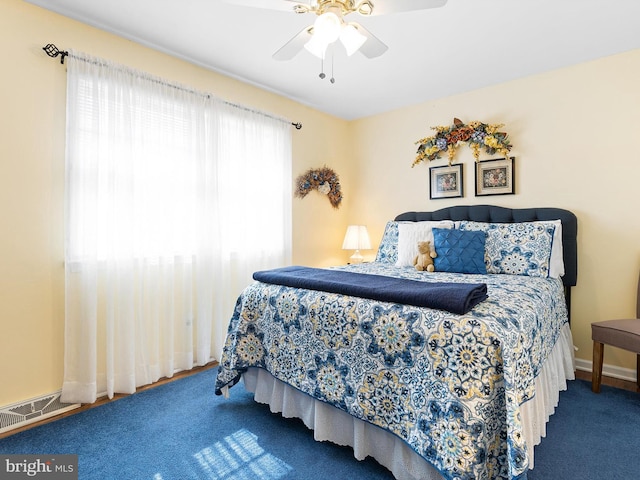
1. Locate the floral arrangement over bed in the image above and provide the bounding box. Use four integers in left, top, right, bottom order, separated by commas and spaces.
294, 166, 343, 209
413, 118, 512, 167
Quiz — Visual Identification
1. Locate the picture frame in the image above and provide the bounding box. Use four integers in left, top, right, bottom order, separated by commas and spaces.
475, 157, 515, 196
429, 164, 464, 199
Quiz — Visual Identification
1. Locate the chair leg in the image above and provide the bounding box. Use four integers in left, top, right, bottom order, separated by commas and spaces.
637, 354, 640, 391
592, 341, 604, 393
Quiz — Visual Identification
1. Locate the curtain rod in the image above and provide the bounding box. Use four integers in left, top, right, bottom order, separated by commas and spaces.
42, 44, 303, 131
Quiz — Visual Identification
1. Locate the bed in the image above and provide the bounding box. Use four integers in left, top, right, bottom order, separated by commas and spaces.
215, 205, 578, 480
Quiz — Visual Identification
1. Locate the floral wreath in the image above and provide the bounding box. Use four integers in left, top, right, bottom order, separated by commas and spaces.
295, 166, 343, 209
413, 118, 512, 167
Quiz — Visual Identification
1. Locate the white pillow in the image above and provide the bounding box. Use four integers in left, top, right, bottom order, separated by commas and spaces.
547, 219, 565, 278
395, 221, 455, 267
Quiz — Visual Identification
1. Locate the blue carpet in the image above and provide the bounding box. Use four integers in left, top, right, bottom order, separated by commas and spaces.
527, 379, 640, 479
1, 369, 638, 479
0, 368, 392, 479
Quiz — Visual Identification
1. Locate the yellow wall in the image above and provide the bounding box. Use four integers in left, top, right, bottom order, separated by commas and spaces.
0, 0, 354, 406
2, 0, 639, 408
350, 49, 640, 374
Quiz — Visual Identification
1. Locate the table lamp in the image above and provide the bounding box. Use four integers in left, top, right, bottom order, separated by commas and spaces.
342, 225, 371, 264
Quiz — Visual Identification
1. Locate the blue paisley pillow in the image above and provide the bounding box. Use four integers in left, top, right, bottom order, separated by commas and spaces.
459, 221, 556, 277
375, 221, 399, 264
432, 228, 487, 274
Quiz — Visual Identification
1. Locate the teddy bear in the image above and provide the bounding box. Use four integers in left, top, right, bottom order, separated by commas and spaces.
413, 241, 437, 272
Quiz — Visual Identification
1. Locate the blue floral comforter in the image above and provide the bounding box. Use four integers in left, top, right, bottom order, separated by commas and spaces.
215, 262, 569, 480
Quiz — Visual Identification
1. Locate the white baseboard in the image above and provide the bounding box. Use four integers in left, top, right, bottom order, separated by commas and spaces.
575, 358, 637, 383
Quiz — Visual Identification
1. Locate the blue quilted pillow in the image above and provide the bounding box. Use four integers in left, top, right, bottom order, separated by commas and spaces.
432, 228, 487, 274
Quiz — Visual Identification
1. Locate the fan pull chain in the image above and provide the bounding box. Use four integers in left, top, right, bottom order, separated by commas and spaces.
317, 47, 336, 84
330, 51, 335, 84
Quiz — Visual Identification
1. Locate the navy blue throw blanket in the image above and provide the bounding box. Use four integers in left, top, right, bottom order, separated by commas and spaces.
253, 266, 487, 315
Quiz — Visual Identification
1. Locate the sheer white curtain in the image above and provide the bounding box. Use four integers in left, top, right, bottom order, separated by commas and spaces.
61, 51, 292, 404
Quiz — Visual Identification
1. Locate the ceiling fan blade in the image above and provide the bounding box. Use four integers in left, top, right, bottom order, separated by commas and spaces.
273, 26, 313, 61
223, 0, 312, 13
365, 0, 448, 16
351, 23, 388, 58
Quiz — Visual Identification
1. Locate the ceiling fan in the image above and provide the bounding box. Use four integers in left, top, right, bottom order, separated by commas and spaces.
225, 0, 448, 61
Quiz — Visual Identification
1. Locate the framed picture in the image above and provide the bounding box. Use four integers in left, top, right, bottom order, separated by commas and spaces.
429, 164, 463, 199
475, 157, 515, 196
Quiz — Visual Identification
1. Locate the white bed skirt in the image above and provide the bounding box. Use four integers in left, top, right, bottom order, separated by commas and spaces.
242, 323, 575, 479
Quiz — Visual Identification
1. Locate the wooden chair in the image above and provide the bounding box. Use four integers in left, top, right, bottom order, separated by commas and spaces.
591, 271, 640, 393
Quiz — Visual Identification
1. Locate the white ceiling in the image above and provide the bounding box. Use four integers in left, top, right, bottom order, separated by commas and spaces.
27, 0, 640, 120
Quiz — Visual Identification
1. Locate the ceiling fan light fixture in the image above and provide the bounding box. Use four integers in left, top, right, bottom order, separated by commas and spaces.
340, 23, 367, 56
312, 12, 342, 44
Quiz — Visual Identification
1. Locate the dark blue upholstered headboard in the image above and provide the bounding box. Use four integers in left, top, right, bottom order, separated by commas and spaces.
395, 205, 578, 288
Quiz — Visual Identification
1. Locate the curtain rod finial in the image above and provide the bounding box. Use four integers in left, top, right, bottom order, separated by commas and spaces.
43, 43, 68, 64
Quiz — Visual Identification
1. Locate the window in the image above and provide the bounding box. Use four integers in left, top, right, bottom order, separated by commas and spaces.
62, 51, 292, 403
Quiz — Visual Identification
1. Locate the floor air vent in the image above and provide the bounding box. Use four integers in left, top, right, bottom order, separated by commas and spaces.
0, 392, 80, 434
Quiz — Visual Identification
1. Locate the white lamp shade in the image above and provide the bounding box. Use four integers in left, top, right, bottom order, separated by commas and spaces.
304, 35, 328, 59
342, 225, 372, 250
340, 24, 367, 56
